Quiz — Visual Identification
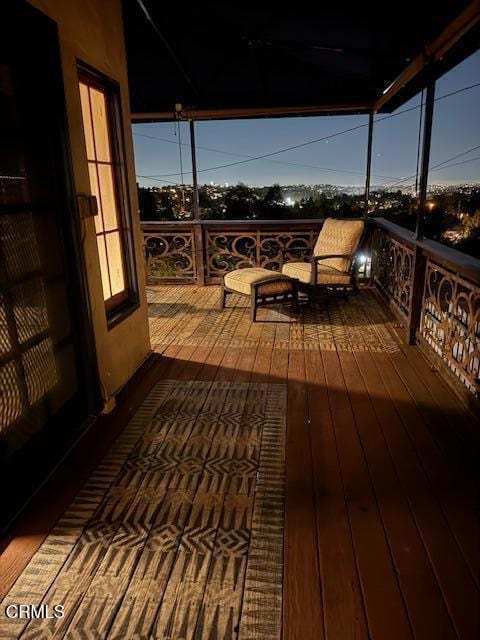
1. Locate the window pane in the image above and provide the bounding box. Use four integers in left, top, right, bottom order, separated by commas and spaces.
90, 87, 111, 162
0, 212, 41, 279
96, 236, 111, 299
22, 338, 57, 404
79, 83, 95, 160
79, 69, 134, 312
0, 294, 12, 355
88, 162, 104, 233
105, 232, 125, 295
97, 163, 120, 231
12, 279, 49, 344
0, 361, 23, 428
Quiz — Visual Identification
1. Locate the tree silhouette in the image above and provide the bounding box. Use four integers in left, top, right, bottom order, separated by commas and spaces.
263, 184, 282, 205
225, 183, 259, 218
138, 187, 157, 220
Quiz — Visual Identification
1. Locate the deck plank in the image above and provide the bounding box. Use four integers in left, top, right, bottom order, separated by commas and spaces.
284, 349, 324, 640
341, 350, 457, 639
376, 348, 480, 583
400, 343, 480, 443
388, 347, 476, 472
321, 349, 414, 640
370, 351, 480, 638
305, 348, 369, 640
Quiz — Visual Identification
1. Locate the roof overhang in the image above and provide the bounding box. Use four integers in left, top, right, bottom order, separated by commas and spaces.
124, 1, 480, 122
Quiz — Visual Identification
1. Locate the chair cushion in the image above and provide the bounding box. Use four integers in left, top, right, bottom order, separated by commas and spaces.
313, 218, 364, 272
282, 261, 352, 285
224, 267, 291, 296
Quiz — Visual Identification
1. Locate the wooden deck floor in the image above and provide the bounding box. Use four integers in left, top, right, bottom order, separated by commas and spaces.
1, 285, 478, 639
147, 285, 479, 640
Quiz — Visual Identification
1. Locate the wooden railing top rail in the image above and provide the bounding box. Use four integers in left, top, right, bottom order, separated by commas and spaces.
374, 217, 480, 285
200, 218, 326, 226
141, 218, 326, 228
141, 220, 200, 229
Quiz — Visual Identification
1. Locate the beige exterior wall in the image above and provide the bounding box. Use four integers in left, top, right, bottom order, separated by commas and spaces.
27, 0, 151, 402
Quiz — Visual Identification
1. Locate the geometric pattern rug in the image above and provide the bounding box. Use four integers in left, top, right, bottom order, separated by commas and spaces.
148, 286, 401, 354
0, 380, 286, 640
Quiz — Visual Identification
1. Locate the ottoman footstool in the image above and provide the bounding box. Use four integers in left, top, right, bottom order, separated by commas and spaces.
220, 267, 298, 322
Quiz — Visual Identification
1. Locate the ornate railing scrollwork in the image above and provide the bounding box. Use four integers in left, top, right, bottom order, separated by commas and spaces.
422, 261, 480, 394
141, 221, 324, 284
143, 231, 196, 282
207, 233, 257, 274
371, 227, 414, 318
206, 228, 316, 279
141, 220, 374, 285
258, 233, 312, 271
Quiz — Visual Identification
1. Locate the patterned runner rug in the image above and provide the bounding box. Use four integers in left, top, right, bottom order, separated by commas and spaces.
1, 380, 286, 640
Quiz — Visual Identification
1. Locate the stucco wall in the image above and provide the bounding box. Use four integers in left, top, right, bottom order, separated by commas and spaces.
28, 0, 151, 402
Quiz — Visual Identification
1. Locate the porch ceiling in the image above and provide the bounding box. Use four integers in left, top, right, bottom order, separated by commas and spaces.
123, 1, 480, 120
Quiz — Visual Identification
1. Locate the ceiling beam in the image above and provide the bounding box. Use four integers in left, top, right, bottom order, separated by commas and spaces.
374, 0, 480, 111
131, 103, 370, 122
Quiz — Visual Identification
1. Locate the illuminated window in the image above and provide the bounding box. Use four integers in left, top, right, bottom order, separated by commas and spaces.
78, 67, 137, 318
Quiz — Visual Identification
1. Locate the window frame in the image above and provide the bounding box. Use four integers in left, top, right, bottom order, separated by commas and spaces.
77, 62, 139, 328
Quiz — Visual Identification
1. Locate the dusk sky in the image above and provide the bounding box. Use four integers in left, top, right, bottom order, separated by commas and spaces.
133, 50, 479, 189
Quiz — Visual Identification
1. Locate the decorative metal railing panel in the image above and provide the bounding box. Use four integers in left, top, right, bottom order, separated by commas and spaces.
371, 227, 414, 318
143, 230, 196, 282
421, 260, 480, 394
205, 228, 317, 279
142, 220, 371, 284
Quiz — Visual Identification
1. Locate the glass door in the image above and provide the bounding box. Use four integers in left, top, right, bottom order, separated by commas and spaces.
0, 4, 99, 527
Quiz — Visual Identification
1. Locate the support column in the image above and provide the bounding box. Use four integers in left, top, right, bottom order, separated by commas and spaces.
364, 112, 374, 216
189, 120, 205, 285
408, 77, 436, 344
415, 79, 435, 240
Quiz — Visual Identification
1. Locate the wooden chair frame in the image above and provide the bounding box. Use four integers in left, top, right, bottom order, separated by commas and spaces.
220, 275, 299, 322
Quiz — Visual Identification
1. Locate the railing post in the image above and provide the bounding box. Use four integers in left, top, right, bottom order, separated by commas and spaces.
407, 246, 427, 344
193, 223, 205, 285
364, 112, 374, 216
189, 120, 205, 285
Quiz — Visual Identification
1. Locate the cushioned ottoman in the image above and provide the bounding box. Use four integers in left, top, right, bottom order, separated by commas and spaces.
221, 267, 298, 322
